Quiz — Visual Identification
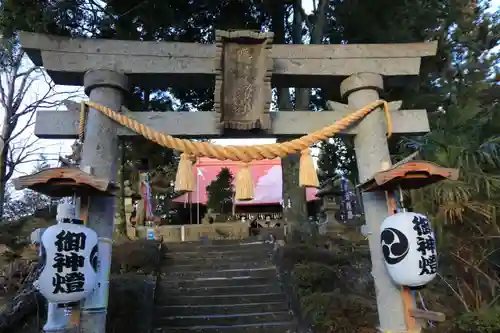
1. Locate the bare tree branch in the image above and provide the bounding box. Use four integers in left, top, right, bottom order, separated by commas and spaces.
8, 111, 36, 143
0, 42, 83, 219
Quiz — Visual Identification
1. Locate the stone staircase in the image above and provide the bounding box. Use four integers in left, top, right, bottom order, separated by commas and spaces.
153, 239, 298, 333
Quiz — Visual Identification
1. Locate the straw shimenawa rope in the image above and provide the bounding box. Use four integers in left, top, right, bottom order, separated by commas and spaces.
79, 99, 392, 199
78, 102, 86, 143
82, 100, 392, 161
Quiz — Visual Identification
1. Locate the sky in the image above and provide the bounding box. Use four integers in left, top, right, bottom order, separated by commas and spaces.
3, 0, 500, 186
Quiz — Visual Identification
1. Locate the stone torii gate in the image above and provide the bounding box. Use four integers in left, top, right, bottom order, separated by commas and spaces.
19, 30, 436, 333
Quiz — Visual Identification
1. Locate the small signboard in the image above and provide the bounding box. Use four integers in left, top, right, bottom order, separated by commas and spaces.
146, 228, 155, 241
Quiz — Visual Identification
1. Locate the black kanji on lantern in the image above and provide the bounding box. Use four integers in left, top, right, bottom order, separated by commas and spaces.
412, 215, 431, 236
54, 231, 87, 252
53, 252, 85, 273
52, 273, 66, 294
419, 254, 437, 275
64, 272, 85, 293
412, 215, 438, 275
51, 229, 89, 295
52, 272, 85, 294
416, 235, 436, 256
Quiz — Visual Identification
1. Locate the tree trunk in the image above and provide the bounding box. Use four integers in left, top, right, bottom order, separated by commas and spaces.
272, 0, 308, 237
272, 0, 292, 112
0, 108, 11, 221
293, 0, 310, 110
0, 146, 7, 221
293, 0, 328, 108
0, 120, 11, 221
274, 0, 329, 239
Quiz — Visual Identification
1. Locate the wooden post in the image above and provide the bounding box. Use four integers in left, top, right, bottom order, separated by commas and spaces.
385, 192, 420, 332
341, 73, 409, 332
78, 69, 129, 333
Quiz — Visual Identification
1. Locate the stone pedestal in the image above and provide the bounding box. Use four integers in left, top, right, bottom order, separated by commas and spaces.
323, 198, 345, 234
341, 73, 407, 332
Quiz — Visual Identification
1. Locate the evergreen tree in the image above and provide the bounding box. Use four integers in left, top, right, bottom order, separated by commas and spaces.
206, 168, 234, 214
317, 137, 358, 187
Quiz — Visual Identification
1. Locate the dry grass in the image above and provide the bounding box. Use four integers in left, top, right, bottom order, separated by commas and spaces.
111, 239, 165, 274
0, 233, 164, 333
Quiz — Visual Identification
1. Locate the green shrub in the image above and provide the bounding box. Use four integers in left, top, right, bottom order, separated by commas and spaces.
455, 308, 500, 333
280, 241, 377, 333
291, 262, 338, 295
299, 290, 377, 333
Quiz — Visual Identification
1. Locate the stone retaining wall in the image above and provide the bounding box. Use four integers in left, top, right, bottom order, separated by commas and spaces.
107, 274, 157, 333
135, 222, 250, 242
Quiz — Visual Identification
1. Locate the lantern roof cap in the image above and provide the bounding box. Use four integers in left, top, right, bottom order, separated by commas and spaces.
12, 167, 117, 197
358, 160, 459, 192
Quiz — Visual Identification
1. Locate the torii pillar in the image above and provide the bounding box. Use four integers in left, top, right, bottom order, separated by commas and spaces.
342, 72, 409, 332
78, 69, 129, 333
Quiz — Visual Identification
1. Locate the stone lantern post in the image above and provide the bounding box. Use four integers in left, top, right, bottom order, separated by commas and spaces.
316, 178, 346, 237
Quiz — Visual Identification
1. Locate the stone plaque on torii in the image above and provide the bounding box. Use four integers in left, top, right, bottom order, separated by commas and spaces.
19, 30, 437, 333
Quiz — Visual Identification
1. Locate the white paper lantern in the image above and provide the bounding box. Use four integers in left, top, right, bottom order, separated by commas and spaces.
380, 212, 437, 287
36, 219, 99, 303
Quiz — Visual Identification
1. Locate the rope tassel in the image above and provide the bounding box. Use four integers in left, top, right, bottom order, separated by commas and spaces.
235, 163, 254, 201
174, 153, 195, 192
299, 149, 319, 188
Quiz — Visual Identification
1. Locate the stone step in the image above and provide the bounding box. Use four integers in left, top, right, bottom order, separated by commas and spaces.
164, 252, 272, 265
165, 239, 265, 247
153, 322, 297, 333
159, 276, 277, 289
157, 283, 281, 297
166, 249, 272, 262
155, 302, 290, 317
156, 293, 287, 306
164, 260, 273, 272
165, 241, 272, 254
161, 266, 276, 280
155, 311, 294, 327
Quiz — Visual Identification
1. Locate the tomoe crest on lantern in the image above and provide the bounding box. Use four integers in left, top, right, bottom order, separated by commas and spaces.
380, 212, 437, 287
35, 219, 99, 303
